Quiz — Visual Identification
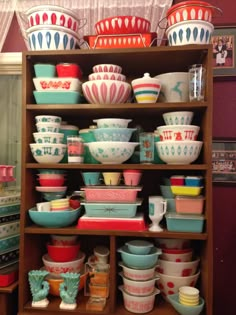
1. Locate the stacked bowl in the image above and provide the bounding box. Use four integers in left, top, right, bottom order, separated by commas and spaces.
82, 64, 131, 105
155, 238, 200, 300
118, 240, 161, 314
156, 111, 203, 164
164, 1, 218, 46
30, 115, 67, 164
85, 118, 139, 164
25, 4, 86, 50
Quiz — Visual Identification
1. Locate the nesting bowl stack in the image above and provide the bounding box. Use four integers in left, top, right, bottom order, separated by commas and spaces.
24, 4, 86, 50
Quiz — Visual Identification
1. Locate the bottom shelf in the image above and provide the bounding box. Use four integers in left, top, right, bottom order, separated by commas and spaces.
19, 294, 205, 315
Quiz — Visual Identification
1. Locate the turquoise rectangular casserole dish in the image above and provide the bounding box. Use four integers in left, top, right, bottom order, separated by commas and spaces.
165, 213, 204, 233
81, 200, 142, 218
33, 91, 82, 104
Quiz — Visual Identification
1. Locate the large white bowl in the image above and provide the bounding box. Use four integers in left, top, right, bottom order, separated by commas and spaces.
30, 143, 66, 163
25, 4, 85, 32
157, 125, 200, 141
85, 141, 139, 164
82, 80, 131, 104
42, 251, 85, 274
157, 258, 200, 277
33, 77, 82, 91
157, 271, 200, 297
91, 127, 136, 142
162, 111, 194, 125
166, 20, 214, 46
156, 141, 203, 164
26, 25, 79, 50
154, 72, 189, 102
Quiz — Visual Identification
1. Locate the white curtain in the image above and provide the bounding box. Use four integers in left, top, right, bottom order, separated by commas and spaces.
15, 0, 173, 48
0, 0, 17, 51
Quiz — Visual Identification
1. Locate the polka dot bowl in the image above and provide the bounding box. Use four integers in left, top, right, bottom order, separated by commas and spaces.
157, 271, 200, 299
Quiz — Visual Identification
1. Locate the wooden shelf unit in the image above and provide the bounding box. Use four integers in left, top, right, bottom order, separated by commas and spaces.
19, 45, 213, 315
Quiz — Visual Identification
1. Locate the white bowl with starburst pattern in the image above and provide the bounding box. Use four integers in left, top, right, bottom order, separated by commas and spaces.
156, 141, 203, 164
85, 141, 139, 164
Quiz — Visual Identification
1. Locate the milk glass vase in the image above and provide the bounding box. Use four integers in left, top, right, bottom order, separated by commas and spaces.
59, 272, 80, 310
28, 270, 50, 308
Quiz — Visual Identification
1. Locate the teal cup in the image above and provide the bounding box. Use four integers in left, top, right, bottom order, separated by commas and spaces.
81, 172, 101, 186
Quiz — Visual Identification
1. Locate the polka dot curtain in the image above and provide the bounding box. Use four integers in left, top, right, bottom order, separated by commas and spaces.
15, 0, 173, 49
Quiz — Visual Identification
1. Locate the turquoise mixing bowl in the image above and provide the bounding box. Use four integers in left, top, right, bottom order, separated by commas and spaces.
167, 293, 205, 315
28, 207, 81, 228
117, 245, 162, 269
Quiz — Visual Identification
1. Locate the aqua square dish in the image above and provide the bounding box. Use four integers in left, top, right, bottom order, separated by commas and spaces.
33, 91, 82, 104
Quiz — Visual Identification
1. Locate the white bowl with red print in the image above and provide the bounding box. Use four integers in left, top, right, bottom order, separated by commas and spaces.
88, 72, 126, 82
157, 257, 200, 277
92, 64, 122, 73
82, 80, 131, 104
156, 238, 191, 250
157, 271, 200, 298
157, 125, 200, 141
25, 4, 86, 32
160, 249, 193, 262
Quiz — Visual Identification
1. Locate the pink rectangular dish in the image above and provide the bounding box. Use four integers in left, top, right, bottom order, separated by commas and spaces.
80, 186, 142, 202
175, 195, 205, 214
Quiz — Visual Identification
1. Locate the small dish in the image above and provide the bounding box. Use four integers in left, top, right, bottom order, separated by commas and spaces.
171, 186, 203, 196
125, 240, 154, 255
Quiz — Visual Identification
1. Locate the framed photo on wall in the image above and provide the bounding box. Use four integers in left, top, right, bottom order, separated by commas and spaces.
211, 26, 236, 77
212, 139, 236, 183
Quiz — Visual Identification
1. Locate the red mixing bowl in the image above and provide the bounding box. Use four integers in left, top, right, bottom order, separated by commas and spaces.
47, 243, 80, 262
95, 15, 151, 35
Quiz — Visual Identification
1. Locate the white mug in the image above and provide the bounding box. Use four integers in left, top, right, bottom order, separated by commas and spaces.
36, 201, 51, 212
148, 196, 167, 232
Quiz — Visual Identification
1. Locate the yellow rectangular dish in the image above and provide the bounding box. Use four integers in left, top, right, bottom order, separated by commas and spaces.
171, 186, 203, 196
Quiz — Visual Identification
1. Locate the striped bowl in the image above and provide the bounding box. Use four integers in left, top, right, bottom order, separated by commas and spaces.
131, 73, 161, 103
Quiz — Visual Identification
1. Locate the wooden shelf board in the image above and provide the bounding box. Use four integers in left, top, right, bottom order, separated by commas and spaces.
24, 225, 207, 240
26, 163, 208, 170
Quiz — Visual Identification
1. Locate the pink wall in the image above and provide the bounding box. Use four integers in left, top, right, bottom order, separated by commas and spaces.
2, 3, 236, 315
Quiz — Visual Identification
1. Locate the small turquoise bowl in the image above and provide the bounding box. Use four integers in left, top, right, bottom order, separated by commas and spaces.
167, 293, 205, 315
117, 245, 162, 269
28, 207, 81, 228
125, 240, 154, 255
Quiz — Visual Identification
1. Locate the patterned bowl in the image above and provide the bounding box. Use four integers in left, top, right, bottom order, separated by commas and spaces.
88, 72, 126, 81
166, 20, 214, 46
93, 118, 132, 129
33, 132, 64, 144
25, 4, 86, 32
35, 122, 61, 133
35, 115, 62, 124
26, 25, 79, 50
30, 143, 67, 163
166, 1, 221, 27
157, 257, 200, 277
92, 64, 122, 73
157, 125, 200, 141
156, 141, 203, 164
95, 15, 151, 35
91, 128, 136, 142
85, 141, 139, 164
162, 111, 194, 125
82, 80, 131, 104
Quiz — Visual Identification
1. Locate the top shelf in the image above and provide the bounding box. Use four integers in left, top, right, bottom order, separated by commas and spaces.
23, 45, 212, 77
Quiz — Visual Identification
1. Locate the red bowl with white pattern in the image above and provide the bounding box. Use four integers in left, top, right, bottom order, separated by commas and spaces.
166, 1, 221, 27
95, 15, 151, 35
25, 4, 86, 32
157, 258, 200, 277
157, 271, 200, 298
